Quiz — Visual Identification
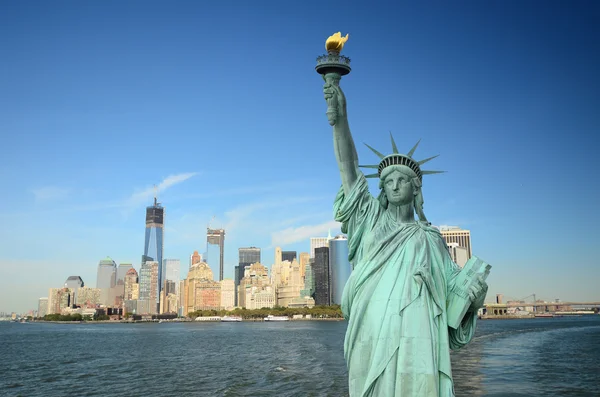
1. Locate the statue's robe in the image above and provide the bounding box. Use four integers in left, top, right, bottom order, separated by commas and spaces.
335, 174, 477, 397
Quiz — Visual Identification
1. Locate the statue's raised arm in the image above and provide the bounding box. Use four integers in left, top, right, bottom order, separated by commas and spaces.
324, 80, 359, 195
316, 32, 359, 195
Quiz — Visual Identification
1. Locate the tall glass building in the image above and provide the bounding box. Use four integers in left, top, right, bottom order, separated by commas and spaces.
313, 247, 330, 306
96, 257, 116, 306
329, 235, 351, 305
207, 228, 225, 281
64, 276, 84, 306
162, 259, 180, 295
144, 196, 164, 296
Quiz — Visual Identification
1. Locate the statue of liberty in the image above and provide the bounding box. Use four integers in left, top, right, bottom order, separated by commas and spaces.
318, 33, 489, 397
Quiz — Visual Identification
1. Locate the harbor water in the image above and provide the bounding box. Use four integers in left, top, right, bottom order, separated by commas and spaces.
1, 316, 599, 396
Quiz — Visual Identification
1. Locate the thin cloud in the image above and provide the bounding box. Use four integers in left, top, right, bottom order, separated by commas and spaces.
126, 172, 198, 208
31, 186, 70, 201
271, 220, 342, 246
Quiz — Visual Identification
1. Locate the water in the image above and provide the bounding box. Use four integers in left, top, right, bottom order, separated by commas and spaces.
1, 316, 599, 396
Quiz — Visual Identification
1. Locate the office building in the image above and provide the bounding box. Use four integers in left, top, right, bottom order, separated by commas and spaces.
162, 259, 180, 295
144, 194, 164, 297
313, 247, 330, 306
447, 242, 469, 268
235, 247, 260, 306
329, 235, 351, 305
207, 228, 225, 281
139, 261, 159, 314
239, 247, 261, 265
281, 251, 297, 262
310, 232, 331, 259
96, 257, 117, 306
77, 287, 102, 307
64, 276, 84, 305
38, 297, 48, 318
439, 225, 472, 259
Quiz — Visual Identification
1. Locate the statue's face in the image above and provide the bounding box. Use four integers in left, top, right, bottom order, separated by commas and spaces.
383, 170, 414, 206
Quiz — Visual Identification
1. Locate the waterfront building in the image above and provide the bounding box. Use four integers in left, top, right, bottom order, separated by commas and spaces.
48, 288, 72, 314
64, 276, 84, 305
313, 246, 330, 306
77, 287, 102, 307
144, 194, 164, 297
194, 279, 221, 311
38, 297, 48, 318
273, 258, 303, 307
96, 257, 116, 306
183, 261, 214, 315
329, 235, 351, 305
238, 262, 271, 308
220, 279, 235, 310
138, 261, 159, 314
244, 285, 276, 309
116, 263, 133, 285
207, 228, 225, 281
439, 225, 472, 259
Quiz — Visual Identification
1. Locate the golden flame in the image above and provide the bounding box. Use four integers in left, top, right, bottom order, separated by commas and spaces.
325, 32, 349, 53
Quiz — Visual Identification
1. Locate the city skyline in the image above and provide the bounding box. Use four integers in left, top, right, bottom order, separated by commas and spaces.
1, 2, 599, 313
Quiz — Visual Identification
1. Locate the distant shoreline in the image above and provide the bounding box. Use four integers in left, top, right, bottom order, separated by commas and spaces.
27, 318, 346, 325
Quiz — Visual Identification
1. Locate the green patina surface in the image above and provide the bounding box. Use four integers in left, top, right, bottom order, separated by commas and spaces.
317, 37, 489, 396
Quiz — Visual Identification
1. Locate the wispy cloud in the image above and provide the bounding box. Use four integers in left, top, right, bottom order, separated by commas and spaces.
31, 186, 70, 202
271, 220, 341, 246
126, 172, 198, 208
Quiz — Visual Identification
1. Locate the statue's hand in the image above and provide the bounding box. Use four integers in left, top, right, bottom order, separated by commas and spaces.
323, 81, 347, 126
468, 274, 488, 312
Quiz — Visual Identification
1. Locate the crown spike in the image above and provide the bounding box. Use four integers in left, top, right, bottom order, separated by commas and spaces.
418, 155, 439, 165
359, 164, 379, 169
364, 143, 385, 159
407, 139, 421, 157
389, 132, 399, 154
421, 170, 446, 175
364, 173, 380, 178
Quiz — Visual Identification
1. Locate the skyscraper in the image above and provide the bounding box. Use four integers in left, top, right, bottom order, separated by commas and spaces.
116, 263, 133, 285
235, 247, 260, 307
64, 276, 84, 306
310, 232, 331, 259
439, 226, 472, 259
96, 257, 116, 306
139, 261, 159, 314
162, 259, 180, 295
238, 247, 261, 265
329, 235, 351, 305
38, 297, 48, 318
313, 246, 330, 306
281, 251, 297, 262
144, 193, 164, 296
207, 228, 225, 281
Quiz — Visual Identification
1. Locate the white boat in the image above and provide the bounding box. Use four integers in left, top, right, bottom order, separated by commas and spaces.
264, 315, 289, 322
221, 316, 242, 322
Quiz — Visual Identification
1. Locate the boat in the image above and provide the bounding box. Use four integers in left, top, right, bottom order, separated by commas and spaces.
264, 315, 289, 322
221, 316, 242, 322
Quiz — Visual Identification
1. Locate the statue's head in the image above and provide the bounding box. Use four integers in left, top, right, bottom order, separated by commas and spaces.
360, 135, 444, 223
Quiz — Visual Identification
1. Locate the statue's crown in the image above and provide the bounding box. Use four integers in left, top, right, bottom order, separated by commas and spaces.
359, 133, 444, 181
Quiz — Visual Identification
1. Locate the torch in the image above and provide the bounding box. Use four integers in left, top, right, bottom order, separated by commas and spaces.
315, 32, 351, 126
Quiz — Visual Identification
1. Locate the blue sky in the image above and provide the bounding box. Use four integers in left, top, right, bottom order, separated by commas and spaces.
1, 1, 598, 313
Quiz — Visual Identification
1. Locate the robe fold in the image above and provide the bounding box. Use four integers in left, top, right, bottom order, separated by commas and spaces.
334, 174, 478, 397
